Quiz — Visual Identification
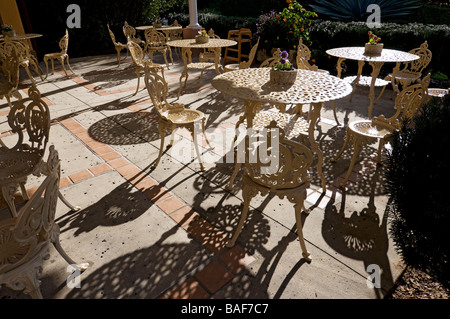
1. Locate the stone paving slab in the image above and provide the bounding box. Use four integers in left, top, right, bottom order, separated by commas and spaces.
0, 52, 403, 300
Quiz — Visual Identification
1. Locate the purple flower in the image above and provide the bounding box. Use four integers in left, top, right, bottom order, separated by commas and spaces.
281, 50, 289, 59
280, 58, 287, 65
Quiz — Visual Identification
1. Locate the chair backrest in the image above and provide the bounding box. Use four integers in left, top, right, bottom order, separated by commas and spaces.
239, 37, 260, 69
171, 20, 180, 27
143, 65, 172, 116
107, 24, 121, 46
0, 145, 60, 274
123, 21, 137, 40
296, 38, 319, 71
0, 46, 20, 90
242, 121, 314, 189
401, 41, 432, 75
144, 29, 167, 47
374, 73, 431, 130
207, 28, 220, 39
5, 85, 50, 155
58, 29, 69, 54
127, 40, 145, 68
260, 48, 282, 68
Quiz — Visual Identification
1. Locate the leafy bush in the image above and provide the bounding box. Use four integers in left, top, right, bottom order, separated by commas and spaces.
308, 0, 421, 22
386, 94, 450, 285
168, 13, 258, 39
254, 0, 318, 53
403, 3, 450, 25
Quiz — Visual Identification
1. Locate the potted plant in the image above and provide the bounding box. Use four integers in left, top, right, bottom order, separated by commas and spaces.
195, 29, 209, 44
1, 24, 16, 37
269, 50, 297, 85
364, 31, 383, 56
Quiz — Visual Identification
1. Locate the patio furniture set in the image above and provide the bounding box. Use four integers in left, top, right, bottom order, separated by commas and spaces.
0, 21, 444, 299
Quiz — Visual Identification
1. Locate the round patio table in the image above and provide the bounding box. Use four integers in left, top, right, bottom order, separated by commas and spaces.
167, 38, 237, 98
211, 67, 353, 192
326, 47, 419, 119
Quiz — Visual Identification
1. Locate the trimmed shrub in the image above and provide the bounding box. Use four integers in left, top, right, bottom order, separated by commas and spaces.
385, 94, 450, 286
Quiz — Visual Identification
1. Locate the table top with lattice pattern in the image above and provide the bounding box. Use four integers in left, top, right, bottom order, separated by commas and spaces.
326, 47, 419, 63
211, 68, 353, 104
0, 33, 42, 41
167, 38, 236, 49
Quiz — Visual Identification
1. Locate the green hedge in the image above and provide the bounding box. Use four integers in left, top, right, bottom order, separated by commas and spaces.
306, 20, 450, 76
168, 13, 258, 39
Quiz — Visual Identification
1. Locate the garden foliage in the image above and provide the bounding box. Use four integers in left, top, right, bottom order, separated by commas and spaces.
386, 94, 450, 285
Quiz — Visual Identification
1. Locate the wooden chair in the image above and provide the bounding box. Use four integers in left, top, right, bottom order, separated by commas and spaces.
43, 29, 75, 79
296, 38, 329, 74
144, 28, 173, 70
331, 73, 431, 188
126, 40, 165, 96
226, 121, 314, 261
0, 47, 21, 108
0, 145, 88, 299
107, 24, 128, 67
384, 41, 432, 93
143, 66, 212, 170
0, 36, 44, 83
223, 28, 253, 65
122, 21, 145, 47
224, 37, 260, 72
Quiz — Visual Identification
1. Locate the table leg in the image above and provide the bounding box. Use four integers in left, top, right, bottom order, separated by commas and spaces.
367, 61, 385, 119
213, 47, 223, 74
177, 47, 191, 99
349, 60, 365, 102
308, 102, 326, 192
331, 57, 347, 126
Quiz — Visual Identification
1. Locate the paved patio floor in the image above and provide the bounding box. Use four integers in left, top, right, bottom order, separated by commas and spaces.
1, 51, 405, 300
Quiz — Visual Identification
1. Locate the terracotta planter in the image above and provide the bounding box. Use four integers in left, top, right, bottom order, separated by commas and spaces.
195, 35, 209, 44
364, 43, 384, 57
269, 68, 298, 85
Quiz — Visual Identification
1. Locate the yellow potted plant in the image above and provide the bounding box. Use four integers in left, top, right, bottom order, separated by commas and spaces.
270, 50, 297, 85
195, 29, 209, 44
364, 31, 383, 56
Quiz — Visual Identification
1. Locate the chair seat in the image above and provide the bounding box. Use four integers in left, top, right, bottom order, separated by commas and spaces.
385, 71, 420, 82
349, 120, 392, 139
426, 88, 449, 98
187, 62, 215, 70
344, 75, 390, 87
224, 64, 239, 72
246, 110, 309, 139
163, 109, 204, 124
0, 150, 41, 183
44, 52, 67, 59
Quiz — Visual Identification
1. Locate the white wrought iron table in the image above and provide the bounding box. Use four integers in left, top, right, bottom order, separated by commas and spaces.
326, 47, 419, 119
211, 67, 353, 191
167, 38, 237, 98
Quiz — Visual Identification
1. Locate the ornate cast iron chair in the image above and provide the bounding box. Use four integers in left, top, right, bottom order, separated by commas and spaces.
331, 73, 431, 188
259, 48, 282, 68
226, 121, 314, 262
107, 24, 128, 67
0, 145, 88, 299
0, 47, 21, 108
143, 66, 212, 170
224, 37, 260, 72
384, 41, 432, 93
43, 29, 75, 79
0, 85, 81, 217
144, 28, 173, 70
296, 38, 329, 74
0, 36, 44, 83
126, 40, 165, 96
198, 29, 221, 64
122, 21, 145, 47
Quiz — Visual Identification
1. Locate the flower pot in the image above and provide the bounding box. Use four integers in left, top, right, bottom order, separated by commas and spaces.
195, 35, 209, 44
364, 43, 384, 57
269, 68, 298, 85
2, 30, 16, 37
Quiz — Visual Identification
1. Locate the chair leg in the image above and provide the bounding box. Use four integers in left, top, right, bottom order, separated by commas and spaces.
340, 134, 366, 188
44, 57, 49, 80
58, 57, 68, 76
331, 100, 341, 126
189, 123, 204, 171
331, 126, 351, 163
226, 184, 254, 247
153, 122, 167, 168
51, 228, 89, 272
168, 47, 174, 65
51, 59, 55, 75
58, 190, 81, 211
228, 163, 241, 191
201, 118, 213, 149
294, 204, 311, 261
134, 68, 141, 95
162, 50, 170, 70
66, 56, 75, 74
116, 49, 121, 67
